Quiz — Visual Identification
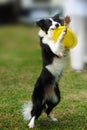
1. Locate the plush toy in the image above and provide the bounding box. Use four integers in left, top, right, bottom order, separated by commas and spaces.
52, 16, 77, 49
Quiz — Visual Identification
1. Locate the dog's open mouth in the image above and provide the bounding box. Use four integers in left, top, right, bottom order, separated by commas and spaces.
51, 28, 56, 31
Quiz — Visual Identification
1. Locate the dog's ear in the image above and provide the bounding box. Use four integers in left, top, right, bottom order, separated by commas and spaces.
52, 14, 64, 25
52, 14, 60, 21
36, 19, 45, 29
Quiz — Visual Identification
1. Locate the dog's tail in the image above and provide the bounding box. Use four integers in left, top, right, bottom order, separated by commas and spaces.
22, 101, 33, 121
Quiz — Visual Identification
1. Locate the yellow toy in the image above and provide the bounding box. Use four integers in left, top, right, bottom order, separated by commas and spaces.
52, 17, 77, 49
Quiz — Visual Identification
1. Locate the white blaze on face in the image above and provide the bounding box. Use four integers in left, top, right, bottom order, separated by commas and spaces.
49, 18, 61, 30
47, 18, 61, 39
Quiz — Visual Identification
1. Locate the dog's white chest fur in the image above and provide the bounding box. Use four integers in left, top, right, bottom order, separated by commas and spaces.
46, 57, 65, 79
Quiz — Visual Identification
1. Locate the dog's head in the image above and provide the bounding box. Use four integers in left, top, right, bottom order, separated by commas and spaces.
37, 14, 63, 38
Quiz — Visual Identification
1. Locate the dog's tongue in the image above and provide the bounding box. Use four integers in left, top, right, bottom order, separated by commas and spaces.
51, 28, 55, 30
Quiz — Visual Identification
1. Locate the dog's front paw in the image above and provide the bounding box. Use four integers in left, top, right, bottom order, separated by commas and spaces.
59, 52, 63, 57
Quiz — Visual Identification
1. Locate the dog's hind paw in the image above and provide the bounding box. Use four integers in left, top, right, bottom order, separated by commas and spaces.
28, 116, 35, 129
48, 114, 58, 122
28, 122, 34, 129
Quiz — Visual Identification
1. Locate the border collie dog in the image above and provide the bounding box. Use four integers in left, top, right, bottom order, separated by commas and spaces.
22, 14, 69, 128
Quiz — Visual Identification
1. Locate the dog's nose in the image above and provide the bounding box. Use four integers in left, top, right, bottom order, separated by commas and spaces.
55, 23, 59, 28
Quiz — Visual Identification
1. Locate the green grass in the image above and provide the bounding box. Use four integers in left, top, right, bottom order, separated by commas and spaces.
0, 25, 87, 130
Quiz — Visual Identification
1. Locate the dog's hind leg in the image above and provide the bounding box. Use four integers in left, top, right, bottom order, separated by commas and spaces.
45, 102, 58, 121
28, 99, 44, 128
46, 83, 60, 122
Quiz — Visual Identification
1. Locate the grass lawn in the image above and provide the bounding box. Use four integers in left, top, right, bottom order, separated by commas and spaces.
0, 25, 87, 130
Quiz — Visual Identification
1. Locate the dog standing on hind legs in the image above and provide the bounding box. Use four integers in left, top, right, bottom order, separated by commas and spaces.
22, 15, 71, 128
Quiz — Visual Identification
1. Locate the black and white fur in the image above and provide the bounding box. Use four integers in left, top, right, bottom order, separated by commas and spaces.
22, 14, 68, 128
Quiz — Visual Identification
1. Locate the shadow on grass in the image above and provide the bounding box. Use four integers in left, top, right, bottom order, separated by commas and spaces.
35, 113, 87, 130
